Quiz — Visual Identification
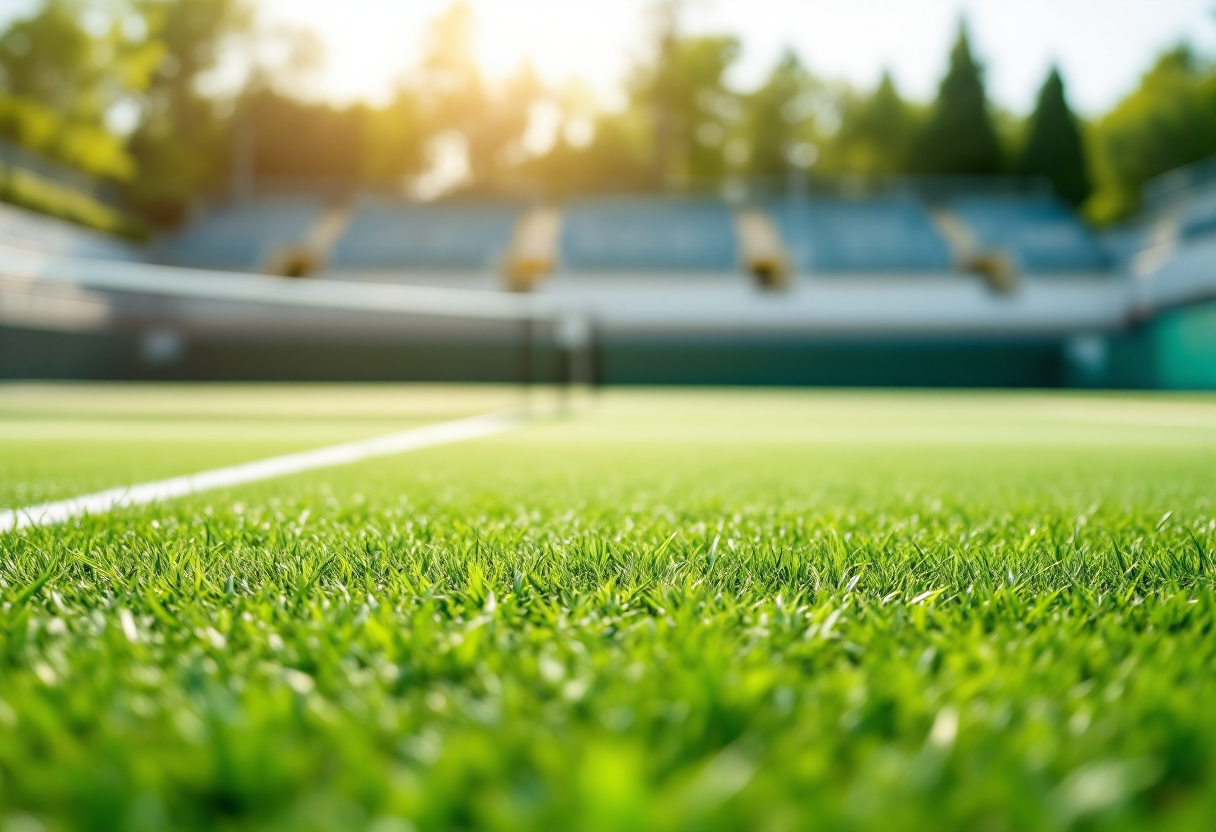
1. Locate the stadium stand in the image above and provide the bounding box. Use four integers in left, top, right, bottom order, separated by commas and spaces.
158, 199, 324, 271
1098, 225, 1147, 270
1175, 185, 1216, 241
558, 197, 738, 272
772, 197, 953, 273
0, 201, 144, 261
328, 200, 520, 271
13, 171, 1216, 388
950, 196, 1109, 272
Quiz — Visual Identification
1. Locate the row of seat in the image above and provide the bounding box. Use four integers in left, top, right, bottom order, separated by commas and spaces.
159, 199, 321, 272
1167, 184, 1216, 242
951, 197, 1109, 272
1099, 173, 1216, 273
0, 201, 145, 262
774, 199, 953, 272
159, 194, 1112, 276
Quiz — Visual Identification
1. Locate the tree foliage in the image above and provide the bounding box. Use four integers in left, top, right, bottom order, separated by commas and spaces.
237, 91, 425, 185
408, 3, 539, 192
741, 50, 818, 178
826, 71, 920, 176
627, 32, 741, 187
908, 24, 1003, 176
5, 0, 1216, 228
523, 106, 653, 197
1016, 67, 1091, 205
124, 0, 253, 223
526, 25, 742, 195
0, 0, 159, 179
1087, 47, 1216, 222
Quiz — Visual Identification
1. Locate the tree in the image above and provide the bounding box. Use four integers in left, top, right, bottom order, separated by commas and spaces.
1016, 67, 1091, 205
242, 90, 366, 180
742, 50, 818, 178
415, 1, 481, 140
1087, 47, 1216, 222
0, 0, 100, 116
909, 23, 1003, 175
627, 32, 741, 188
468, 61, 543, 190
0, 0, 158, 179
125, 0, 254, 223
362, 90, 427, 184
410, 3, 541, 193
829, 71, 918, 176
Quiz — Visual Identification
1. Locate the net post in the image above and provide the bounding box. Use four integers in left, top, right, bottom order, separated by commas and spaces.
589, 317, 603, 392
520, 314, 534, 395
555, 313, 592, 405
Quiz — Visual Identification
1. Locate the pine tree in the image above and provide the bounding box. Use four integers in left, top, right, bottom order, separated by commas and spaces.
1017, 67, 1092, 205
833, 71, 917, 175
909, 23, 1003, 175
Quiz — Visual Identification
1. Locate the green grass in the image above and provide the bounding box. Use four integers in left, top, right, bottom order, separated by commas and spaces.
3, 386, 1216, 831
0, 384, 520, 506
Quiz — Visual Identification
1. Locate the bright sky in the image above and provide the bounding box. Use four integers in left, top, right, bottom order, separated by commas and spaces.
2, 0, 1215, 115
253, 0, 1216, 116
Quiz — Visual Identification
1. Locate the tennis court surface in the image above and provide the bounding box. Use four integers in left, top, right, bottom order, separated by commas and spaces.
3, 385, 1216, 831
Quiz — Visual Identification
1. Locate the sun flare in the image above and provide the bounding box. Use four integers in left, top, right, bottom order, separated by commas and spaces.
264, 0, 640, 105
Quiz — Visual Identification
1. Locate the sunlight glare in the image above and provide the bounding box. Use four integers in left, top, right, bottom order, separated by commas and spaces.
262, 0, 645, 105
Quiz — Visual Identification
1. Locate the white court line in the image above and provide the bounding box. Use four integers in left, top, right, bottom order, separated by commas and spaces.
0, 410, 522, 533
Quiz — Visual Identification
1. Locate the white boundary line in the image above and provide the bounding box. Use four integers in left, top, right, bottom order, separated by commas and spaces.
0, 410, 522, 533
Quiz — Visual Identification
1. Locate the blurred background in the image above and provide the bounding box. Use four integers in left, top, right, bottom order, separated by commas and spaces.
1, 0, 1215, 387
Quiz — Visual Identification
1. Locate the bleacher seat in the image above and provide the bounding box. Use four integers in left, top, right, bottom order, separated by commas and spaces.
559, 198, 738, 272
1101, 226, 1150, 271
328, 200, 520, 270
773, 197, 952, 273
160, 199, 323, 271
1176, 186, 1216, 241
951, 196, 1108, 272
0, 201, 144, 261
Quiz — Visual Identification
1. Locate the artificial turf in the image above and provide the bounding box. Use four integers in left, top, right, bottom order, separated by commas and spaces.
2, 386, 1216, 831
